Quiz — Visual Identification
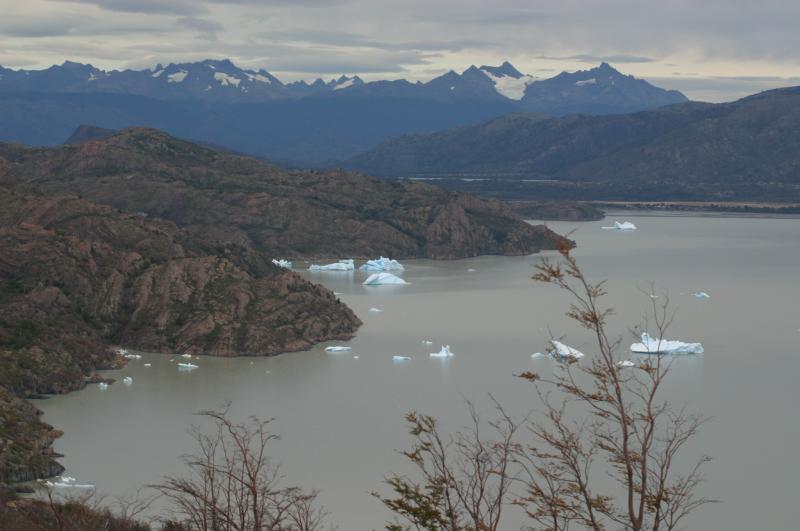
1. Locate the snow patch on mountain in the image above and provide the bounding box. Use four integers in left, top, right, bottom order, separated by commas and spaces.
480, 69, 536, 100
575, 78, 598, 86
167, 70, 188, 83
214, 72, 241, 87
245, 72, 272, 84
333, 77, 356, 90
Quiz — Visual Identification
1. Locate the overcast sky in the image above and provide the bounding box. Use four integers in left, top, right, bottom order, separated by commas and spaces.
2, 0, 800, 101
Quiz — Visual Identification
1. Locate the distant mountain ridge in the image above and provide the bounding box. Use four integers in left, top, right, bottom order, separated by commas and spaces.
0, 59, 686, 163
347, 86, 800, 201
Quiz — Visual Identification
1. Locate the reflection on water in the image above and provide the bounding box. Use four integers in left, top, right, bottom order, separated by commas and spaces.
37, 213, 800, 530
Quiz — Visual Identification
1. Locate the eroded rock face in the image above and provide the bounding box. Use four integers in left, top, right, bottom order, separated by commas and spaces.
0, 128, 569, 261
0, 189, 360, 482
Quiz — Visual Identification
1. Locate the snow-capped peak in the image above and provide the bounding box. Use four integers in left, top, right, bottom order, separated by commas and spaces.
478, 62, 536, 100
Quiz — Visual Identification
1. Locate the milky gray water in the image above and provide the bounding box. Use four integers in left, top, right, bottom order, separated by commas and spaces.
36, 213, 800, 530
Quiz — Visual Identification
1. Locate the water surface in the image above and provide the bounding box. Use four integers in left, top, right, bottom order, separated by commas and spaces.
38, 213, 800, 530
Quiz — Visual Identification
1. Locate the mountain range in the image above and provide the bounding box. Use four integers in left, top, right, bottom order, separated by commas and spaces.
0, 59, 686, 163
347, 86, 800, 201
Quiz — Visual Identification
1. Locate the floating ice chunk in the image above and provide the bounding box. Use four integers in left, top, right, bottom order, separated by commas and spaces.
368, 307, 383, 313
119, 348, 141, 360
272, 259, 292, 269
617, 360, 635, 368
393, 355, 411, 361
430, 345, 454, 358
360, 256, 405, 272
363, 272, 408, 285
693, 292, 711, 299
467, 268, 477, 272
548, 341, 585, 360
178, 362, 198, 370
325, 346, 352, 353
44, 476, 94, 489
122, 376, 133, 386
602, 221, 637, 230
352, 356, 359, 359
531, 352, 546, 359
97, 382, 109, 390
421, 340, 433, 346
181, 353, 192, 359
144, 363, 152, 367
630, 333, 703, 355
309, 259, 354, 271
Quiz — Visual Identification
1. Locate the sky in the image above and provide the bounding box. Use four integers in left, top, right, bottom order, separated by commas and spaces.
2, 0, 800, 102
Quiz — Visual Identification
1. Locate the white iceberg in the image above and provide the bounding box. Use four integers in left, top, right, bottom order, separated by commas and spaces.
272, 259, 292, 269
548, 341, 585, 360
421, 340, 433, 346
178, 362, 199, 370
44, 476, 94, 489
602, 221, 637, 231
181, 353, 192, 359
531, 352, 546, 359
368, 307, 383, 313
144, 363, 152, 367
693, 292, 711, 299
393, 355, 411, 361
97, 382, 109, 390
122, 376, 133, 386
630, 333, 704, 355
325, 346, 352, 353
430, 345, 454, 358
119, 348, 141, 360
617, 360, 635, 368
360, 256, 405, 272
363, 272, 408, 285
467, 268, 477, 272
309, 259, 354, 271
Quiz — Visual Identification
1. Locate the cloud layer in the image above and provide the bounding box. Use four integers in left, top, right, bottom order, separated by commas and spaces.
2, 0, 799, 101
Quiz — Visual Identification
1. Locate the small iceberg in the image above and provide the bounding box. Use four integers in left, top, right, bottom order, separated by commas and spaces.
120, 349, 141, 360
181, 353, 192, 359
44, 476, 94, 489
178, 362, 199, 370
392, 355, 411, 361
272, 259, 292, 269
368, 307, 383, 313
693, 292, 711, 299
309, 259, 354, 271
325, 346, 352, 353
531, 352, 546, 359
467, 268, 477, 272
360, 256, 405, 272
617, 360, 635, 368
602, 221, 637, 231
630, 333, 704, 355
430, 345, 454, 358
144, 363, 152, 367
548, 341, 585, 360
97, 382, 109, 390
421, 340, 433, 346
363, 272, 408, 285
122, 376, 133, 386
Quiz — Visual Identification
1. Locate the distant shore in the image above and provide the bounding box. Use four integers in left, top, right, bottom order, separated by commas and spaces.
590, 201, 800, 216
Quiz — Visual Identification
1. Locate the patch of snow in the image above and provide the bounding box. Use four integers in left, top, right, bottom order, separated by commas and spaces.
630, 333, 703, 355
272, 259, 292, 269
325, 346, 352, 353
430, 345, 454, 358
214, 72, 241, 87
309, 259, 354, 271
151, 68, 164, 78
450, 86, 455, 90
333, 77, 356, 90
480, 69, 536, 100
246, 72, 273, 84
575, 78, 597, 86
363, 272, 408, 285
360, 256, 404, 272
167, 70, 188, 83
87, 73, 98, 81
549, 341, 585, 360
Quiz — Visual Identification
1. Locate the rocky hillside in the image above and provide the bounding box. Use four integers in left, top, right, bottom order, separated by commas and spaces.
0, 128, 567, 260
0, 188, 360, 483
347, 86, 800, 201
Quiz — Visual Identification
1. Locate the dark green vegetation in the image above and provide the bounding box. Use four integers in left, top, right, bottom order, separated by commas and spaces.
0, 128, 566, 485
349, 87, 800, 202
508, 201, 605, 221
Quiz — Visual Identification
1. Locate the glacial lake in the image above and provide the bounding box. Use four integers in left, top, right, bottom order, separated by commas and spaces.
37, 213, 800, 530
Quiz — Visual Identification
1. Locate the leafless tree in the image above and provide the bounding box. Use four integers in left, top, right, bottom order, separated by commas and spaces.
375, 400, 519, 531
515, 242, 715, 530
154, 404, 328, 531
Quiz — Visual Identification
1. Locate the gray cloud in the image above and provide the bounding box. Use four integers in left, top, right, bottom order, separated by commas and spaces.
176, 16, 223, 38
539, 54, 655, 64
54, 0, 205, 15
